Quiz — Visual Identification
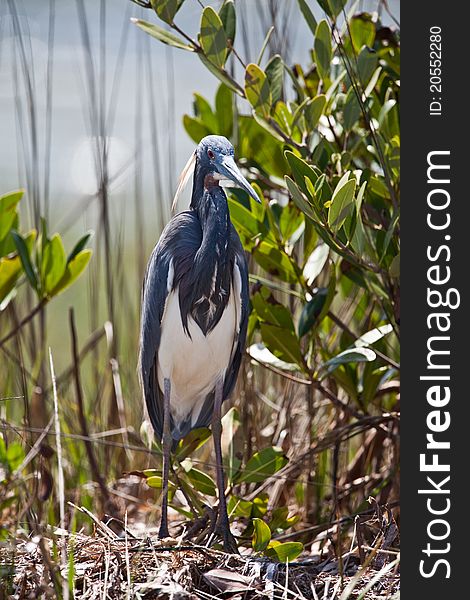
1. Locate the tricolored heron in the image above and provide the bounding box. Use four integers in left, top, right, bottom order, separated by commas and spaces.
138, 135, 259, 552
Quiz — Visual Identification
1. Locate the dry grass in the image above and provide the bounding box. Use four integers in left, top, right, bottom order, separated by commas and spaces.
1, 527, 399, 599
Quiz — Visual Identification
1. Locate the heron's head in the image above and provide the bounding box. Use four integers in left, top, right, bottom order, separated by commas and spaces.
196, 135, 260, 203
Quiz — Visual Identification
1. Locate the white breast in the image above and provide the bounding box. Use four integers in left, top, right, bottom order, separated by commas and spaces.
157, 263, 243, 432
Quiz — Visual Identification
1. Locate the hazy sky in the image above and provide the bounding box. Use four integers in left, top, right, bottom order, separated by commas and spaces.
0, 0, 399, 228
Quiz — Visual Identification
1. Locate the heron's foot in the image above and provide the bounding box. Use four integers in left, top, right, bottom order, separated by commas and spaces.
158, 521, 170, 540
184, 506, 216, 541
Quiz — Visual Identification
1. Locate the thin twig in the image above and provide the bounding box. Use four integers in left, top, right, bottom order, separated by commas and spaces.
49, 348, 68, 600
69, 308, 110, 503
0, 299, 47, 349
13, 415, 54, 477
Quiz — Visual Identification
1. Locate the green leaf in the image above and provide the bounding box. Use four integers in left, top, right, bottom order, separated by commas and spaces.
252, 111, 285, 142
252, 518, 271, 552
285, 176, 317, 222
6, 441, 24, 472
350, 210, 366, 255
265, 54, 284, 105
186, 468, 216, 496
298, 288, 328, 337
227, 495, 253, 519
318, 262, 336, 324
252, 287, 296, 330
260, 321, 304, 367
350, 14, 376, 54
266, 541, 303, 562
273, 101, 293, 135
236, 447, 288, 484
343, 87, 361, 131
0, 255, 21, 306
390, 253, 400, 278
49, 249, 92, 297
354, 324, 393, 348
142, 468, 160, 478
11, 231, 38, 292
0, 438, 6, 464
215, 84, 233, 137
320, 347, 377, 375
291, 97, 310, 131
269, 507, 300, 532
131, 18, 193, 50
304, 94, 326, 130
297, 0, 317, 35
363, 66, 382, 98
254, 240, 299, 284
303, 243, 329, 284
150, 0, 185, 25
253, 493, 269, 517
269, 507, 289, 531
317, 0, 347, 18
198, 52, 244, 96
67, 231, 93, 263
42, 234, 67, 295
362, 365, 391, 407
248, 342, 300, 372
146, 475, 177, 498
328, 177, 356, 232
369, 175, 389, 199
279, 203, 304, 243
284, 63, 306, 101
357, 47, 378, 87
183, 115, 213, 144
0, 228, 34, 305
314, 20, 332, 81
284, 151, 319, 197
227, 196, 268, 249
219, 0, 236, 46
378, 99, 399, 139
193, 93, 218, 130
175, 427, 211, 460
0, 216, 19, 258
238, 115, 289, 177
0, 189, 23, 242
245, 63, 272, 117
200, 6, 227, 68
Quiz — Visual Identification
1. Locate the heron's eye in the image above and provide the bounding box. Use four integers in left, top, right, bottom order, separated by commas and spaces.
207, 149, 215, 160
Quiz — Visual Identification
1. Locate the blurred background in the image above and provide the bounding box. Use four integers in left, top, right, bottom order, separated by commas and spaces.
0, 0, 399, 372
1, 0, 400, 556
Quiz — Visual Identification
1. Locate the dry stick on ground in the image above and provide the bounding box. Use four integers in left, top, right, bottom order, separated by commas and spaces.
69, 307, 110, 505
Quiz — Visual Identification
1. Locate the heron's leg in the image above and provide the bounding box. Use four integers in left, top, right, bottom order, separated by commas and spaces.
212, 378, 238, 554
159, 377, 171, 539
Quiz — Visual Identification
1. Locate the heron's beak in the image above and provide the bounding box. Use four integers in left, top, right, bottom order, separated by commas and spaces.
218, 155, 261, 203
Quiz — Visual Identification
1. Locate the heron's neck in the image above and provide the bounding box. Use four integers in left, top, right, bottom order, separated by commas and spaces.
191, 167, 230, 247
189, 170, 230, 290
184, 171, 232, 334
190, 165, 219, 210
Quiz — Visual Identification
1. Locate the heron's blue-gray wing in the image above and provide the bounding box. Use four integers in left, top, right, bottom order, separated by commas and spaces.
138, 244, 169, 442
223, 243, 249, 400
138, 211, 202, 441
